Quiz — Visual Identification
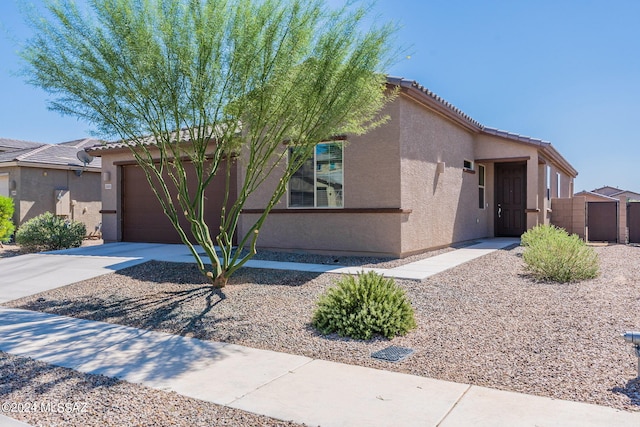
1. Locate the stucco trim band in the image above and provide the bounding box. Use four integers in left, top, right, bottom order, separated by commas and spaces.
241, 208, 411, 215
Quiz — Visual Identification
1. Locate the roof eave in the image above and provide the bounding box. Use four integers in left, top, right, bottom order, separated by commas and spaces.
388, 77, 482, 133
2, 161, 101, 172
541, 144, 578, 178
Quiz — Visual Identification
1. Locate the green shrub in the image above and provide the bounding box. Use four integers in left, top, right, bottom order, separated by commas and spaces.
15, 212, 86, 252
312, 271, 416, 340
521, 224, 599, 283
0, 195, 15, 244
520, 223, 559, 247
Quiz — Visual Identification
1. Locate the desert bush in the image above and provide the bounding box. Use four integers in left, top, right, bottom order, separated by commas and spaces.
521, 224, 599, 283
15, 212, 86, 252
520, 223, 559, 247
0, 195, 15, 244
312, 271, 416, 340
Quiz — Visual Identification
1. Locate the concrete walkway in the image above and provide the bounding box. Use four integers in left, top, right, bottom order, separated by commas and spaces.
1, 238, 639, 426
0, 307, 637, 427
0, 238, 519, 303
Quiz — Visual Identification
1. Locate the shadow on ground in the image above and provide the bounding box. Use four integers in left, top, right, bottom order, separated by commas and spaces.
612, 379, 640, 407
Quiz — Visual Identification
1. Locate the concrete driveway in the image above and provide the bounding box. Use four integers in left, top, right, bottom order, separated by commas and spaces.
0, 243, 200, 303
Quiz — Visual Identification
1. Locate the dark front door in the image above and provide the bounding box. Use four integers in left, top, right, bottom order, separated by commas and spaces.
495, 162, 527, 237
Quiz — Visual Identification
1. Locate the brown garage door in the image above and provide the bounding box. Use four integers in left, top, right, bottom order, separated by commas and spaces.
587, 202, 617, 242
122, 162, 236, 244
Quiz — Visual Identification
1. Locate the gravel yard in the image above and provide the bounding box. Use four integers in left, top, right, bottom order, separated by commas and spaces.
2, 243, 640, 426
0, 352, 302, 427
0, 243, 23, 259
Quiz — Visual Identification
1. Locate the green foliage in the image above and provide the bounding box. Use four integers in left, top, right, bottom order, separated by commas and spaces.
21, 0, 397, 286
520, 223, 558, 247
521, 224, 599, 283
312, 271, 416, 340
15, 212, 86, 252
0, 195, 15, 243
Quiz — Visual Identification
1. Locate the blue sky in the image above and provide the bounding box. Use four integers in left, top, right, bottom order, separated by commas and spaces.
1, 0, 639, 192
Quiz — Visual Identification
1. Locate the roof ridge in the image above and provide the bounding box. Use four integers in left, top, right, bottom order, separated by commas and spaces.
15, 144, 52, 161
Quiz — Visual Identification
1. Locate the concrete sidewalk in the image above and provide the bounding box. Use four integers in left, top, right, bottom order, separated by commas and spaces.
0, 308, 637, 427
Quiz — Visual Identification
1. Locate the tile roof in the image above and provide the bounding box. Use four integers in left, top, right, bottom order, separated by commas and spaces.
481, 127, 551, 146
591, 186, 640, 198
84, 76, 576, 176
0, 138, 102, 169
592, 186, 622, 196
387, 77, 484, 129
87, 128, 209, 152
0, 138, 44, 151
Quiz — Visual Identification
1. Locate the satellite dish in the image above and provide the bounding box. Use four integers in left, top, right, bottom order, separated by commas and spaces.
76, 150, 94, 165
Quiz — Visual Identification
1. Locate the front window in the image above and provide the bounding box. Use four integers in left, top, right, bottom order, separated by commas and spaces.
288, 141, 343, 208
478, 164, 485, 209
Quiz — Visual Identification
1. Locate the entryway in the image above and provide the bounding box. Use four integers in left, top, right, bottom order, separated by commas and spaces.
495, 162, 526, 237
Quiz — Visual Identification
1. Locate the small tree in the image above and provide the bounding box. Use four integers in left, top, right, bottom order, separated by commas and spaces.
22, 0, 396, 287
0, 195, 15, 246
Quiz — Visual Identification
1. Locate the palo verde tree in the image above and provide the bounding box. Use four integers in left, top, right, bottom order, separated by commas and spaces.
21, 0, 396, 287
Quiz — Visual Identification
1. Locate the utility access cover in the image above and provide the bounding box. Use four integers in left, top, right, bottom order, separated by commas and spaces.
371, 346, 414, 363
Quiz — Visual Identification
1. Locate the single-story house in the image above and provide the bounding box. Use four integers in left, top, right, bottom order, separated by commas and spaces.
588, 186, 640, 202
0, 138, 103, 236
89, 77, 578, 257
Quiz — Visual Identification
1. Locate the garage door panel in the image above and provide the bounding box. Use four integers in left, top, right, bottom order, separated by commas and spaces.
122, 163, 236, 244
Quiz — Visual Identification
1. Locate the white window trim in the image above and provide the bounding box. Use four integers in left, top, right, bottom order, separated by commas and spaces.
478, 164, 485, 209
463, 159, 474, 171
287, 141, 344, 209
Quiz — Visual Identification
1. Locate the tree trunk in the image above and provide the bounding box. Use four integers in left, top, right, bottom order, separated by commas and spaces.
212, 274, 228, 289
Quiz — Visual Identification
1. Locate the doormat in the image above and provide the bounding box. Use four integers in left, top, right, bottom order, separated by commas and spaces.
371, 346, 414, 363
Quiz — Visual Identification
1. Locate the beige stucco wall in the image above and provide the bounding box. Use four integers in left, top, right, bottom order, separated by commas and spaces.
94, 91, 578, 257
12, 166, 101, 235
550, 196, 586, 240
244, 212, 402, 256
237, 100, 404, 255
617, 195, 627, 243
97, 149, 140, 242
397, 96, 490, 254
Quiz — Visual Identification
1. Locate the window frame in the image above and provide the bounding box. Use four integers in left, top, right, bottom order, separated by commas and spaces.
287, 141, 344, 209
477, 164, 486, 209
463, 159, 474, 171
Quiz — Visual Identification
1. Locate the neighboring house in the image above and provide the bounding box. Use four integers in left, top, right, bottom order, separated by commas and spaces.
574, 190, 620, 203
89, 77, 578, 257
590, 186, 640, 202
0, 138, 103, 236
